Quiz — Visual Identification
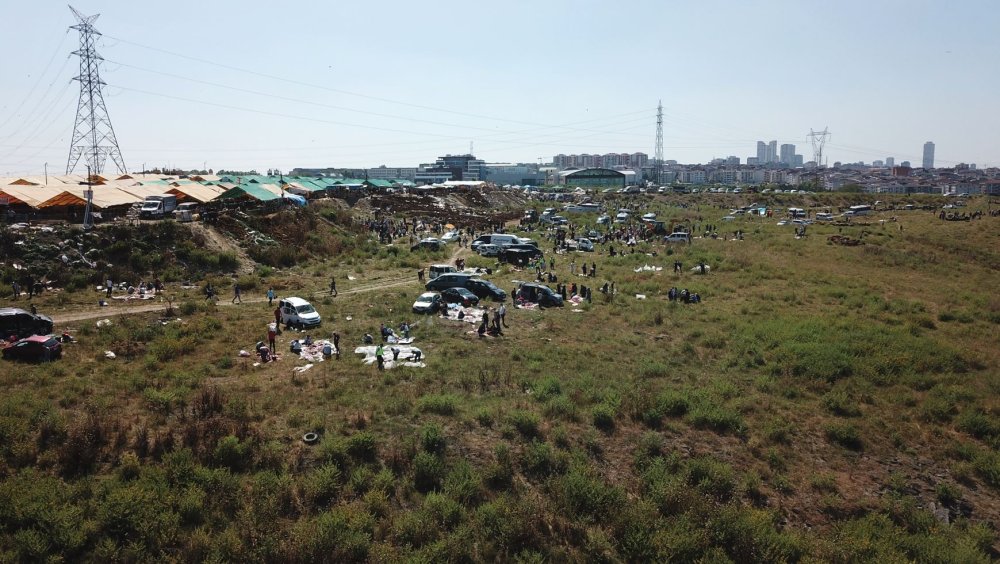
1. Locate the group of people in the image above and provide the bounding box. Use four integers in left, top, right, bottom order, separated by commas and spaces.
10, 278, 43, 300
668, 287, 702, 304
477, 304, 507, 337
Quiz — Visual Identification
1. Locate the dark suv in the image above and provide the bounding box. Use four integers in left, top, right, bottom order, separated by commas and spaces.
515, 283, 564, 307
425, 272, 474, 292
0, 308, 54, 339
466, 278, 507, 301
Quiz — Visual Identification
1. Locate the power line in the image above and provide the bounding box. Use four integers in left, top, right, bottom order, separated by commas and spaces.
102, 33, 647, 133
0, 29, 70, 134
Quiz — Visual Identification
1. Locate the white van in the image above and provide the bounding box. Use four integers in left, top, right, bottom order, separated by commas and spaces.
815, 212, 834, 221
487, 234, 519, 248
429, 264, 457, 279
278, 297, 322, 329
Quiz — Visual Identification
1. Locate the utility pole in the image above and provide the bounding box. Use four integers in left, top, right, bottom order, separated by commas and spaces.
83, 165, 94, 230
809, 127, 830, 169
44, 162, 48, 185
655, 100, 664, 184
66, 6, 126, 175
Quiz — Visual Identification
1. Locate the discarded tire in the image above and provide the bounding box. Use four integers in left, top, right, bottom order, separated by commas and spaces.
302, 432, 319, 445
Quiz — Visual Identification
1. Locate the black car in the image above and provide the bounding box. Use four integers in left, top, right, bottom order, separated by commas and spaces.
499, 248, 539, 266
425, 273, 474, 292
466, 278, 507, 301
441, 287, 480, 307
2, 335, 62, 362
504, 244, 543, 256
515, 283, 564, 307
410, 238, 443, 252
0, 307, 54, 339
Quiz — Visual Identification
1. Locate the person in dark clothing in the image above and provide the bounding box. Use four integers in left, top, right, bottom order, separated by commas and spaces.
329, 277, 337, 296
232, 283, 241, 304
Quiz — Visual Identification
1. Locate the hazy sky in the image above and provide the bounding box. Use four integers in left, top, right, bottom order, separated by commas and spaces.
1, 0, 998, 175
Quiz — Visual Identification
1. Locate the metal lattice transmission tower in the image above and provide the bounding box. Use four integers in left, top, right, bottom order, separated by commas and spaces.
808, 127, 830, 168
65, 5, 126, 176
654, 100, 664, 166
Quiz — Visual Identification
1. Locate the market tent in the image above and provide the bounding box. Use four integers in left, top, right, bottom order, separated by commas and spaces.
217, 184, 280, 202
166, 183, 226, 203
0, 186, 67, 207
284, 181, 325, 197
37, 187, 142, 209
116, 185, 175, 200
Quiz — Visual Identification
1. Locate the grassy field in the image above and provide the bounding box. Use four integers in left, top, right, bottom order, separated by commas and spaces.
1, 194, 998, 562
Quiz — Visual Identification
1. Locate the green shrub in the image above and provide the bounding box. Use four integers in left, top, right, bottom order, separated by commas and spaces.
533, 377, 562, 401
347, 431, 379, 462
417, 394, 459, 416
592, 403, 616, 432
420, 423, 446, 455
413, 452, 445, 493
687, 404, 746, 436
543, 396, 577, 421
213, 435, 251, 471
521, 441, 567, 479
553, 466, 625, 523
304, 464, 342, 506
685, 457, 737, 501
825, 423, 863, 450
822, 389, 861, 417
508, 410, 541, 439
956, 409, 1000, 448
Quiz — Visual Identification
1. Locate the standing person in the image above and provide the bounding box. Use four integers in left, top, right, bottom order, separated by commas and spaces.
11, 281, 19, 300
375, 343, 385, 371
232, 282, 241, 304
266, 287, 275, 307
274, 305, 282, 330
106, 277, 113, 297
26, 278, 34, 299
333, 332, 341, 358
267, 323, 277, 351
570, 260, 576, 275
591, 262, 597, 277
498, 302, 508, 328
329, 276, 337, 297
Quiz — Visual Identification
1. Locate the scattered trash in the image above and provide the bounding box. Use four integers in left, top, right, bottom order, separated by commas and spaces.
293, 363, 314, 373
96, 319, 112, 328
636, 294, 647, 300
347, 275, 356, 281
345, 316, 353, 321
239, 350, 251, 357
690, 264, 711, 274
571, 308, 584, 312
634, 264, 663, 272
252, 362, 260, 367
302, 432, 319, 445
104, 351, 116, 359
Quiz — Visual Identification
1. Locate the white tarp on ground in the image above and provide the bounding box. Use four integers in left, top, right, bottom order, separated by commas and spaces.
441, 304, 486, 324
354, 345, 425, 368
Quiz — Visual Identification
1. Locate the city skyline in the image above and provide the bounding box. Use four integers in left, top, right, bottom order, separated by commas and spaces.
1, 1, 998, 175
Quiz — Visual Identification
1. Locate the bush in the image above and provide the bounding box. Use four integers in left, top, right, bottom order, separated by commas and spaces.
822, 389, 861, 417
417, 394, 459, 416
825, 423, 863, 450
213, 435, 251, 471
508, 410, 541, 439
956, 409, 1000, 448
553, 466, 625, 523
413, 452, 446, 493
687, 404, 746, 436
420, 424, 446, 455
347, 431, 379, 462
304, 464, 342, 507
592, 404, 616, 432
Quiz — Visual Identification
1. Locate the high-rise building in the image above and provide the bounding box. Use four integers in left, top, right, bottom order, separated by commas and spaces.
922, 142, 935, 169
886, 157, 895, 168
767, 141, 778, 164
630, 152, 649, 168
779, 144, 795, 165
756, 141, 767, 164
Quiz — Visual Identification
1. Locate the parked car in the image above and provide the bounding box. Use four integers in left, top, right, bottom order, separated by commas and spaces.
466, 278, 507, 301
412, 292, 443, 314
425, 272, 475, 292
440, 230, 460, 243
429, 264, 457, 279
477, 244, 501, 257
503, 244, 543, 257
0, 307, 54, 339
664, 232, 691, 243
576, 238, 594, 252
515, 283, 564, 307
278, 297, 321, 328
411, 238, 443, 252
2, 335, 61, 362
499, 248, 540, 266
441, 287, 480, 307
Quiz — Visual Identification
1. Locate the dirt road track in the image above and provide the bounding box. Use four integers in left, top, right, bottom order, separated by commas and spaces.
52, 243, 469, 325
51, 274, 419, 325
